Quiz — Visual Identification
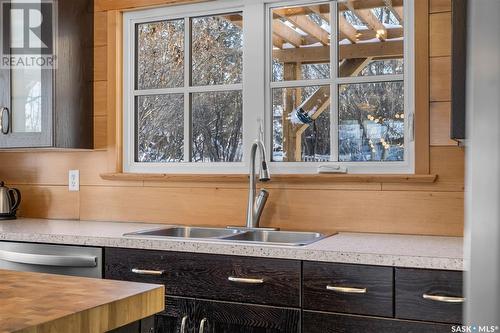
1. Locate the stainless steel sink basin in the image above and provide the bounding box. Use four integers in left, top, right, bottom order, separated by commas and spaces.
124, 226, 328, 246
124, 226, 243, 239
224, 230, 327, 246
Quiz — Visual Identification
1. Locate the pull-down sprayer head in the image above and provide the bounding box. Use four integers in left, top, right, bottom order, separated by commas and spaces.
255, 141, 271, 182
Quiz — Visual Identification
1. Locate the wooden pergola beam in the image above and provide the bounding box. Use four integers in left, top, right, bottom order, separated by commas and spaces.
283, 14, 330, 46
273, 4, 330, 18
272, 35, 284, 49
339, 15, 358, 44
341, 39, 402, 59
345, 0, 388, 42
338, 0, 403, 12
273, 1, 402, 17
384, 0, 404, 24
339, 58, 373, 77
273, 20, 304, 47
308, 5, 330, 22
339, 26, 403, 42
273, 40, 403, 63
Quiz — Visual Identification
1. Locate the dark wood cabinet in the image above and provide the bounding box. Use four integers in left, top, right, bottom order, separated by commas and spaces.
104, 247, 464, 333
302, 311, 454, 333
395, 268, 464, 324
303, 262, 393, 317
0, 0, 93, 148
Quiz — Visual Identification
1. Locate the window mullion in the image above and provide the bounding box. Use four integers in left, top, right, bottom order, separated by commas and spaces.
331, 1, 339, 162
183, 16, 191, 162
243, 2, 266, 165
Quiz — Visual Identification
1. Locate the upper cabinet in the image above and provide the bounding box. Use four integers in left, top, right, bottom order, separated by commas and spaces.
0, 0, 93, 149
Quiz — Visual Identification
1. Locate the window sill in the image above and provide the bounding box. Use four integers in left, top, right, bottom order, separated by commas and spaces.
100, 173, 437, 184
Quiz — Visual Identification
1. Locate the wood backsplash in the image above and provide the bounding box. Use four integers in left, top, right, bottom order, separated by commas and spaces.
0, 0, 464, 236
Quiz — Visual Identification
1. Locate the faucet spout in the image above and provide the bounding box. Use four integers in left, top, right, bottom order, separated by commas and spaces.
246, 140, 271, 229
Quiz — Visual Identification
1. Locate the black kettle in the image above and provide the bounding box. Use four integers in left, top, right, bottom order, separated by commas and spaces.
0, 181, 21, 219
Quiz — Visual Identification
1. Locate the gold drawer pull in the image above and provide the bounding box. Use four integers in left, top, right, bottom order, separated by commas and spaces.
423, 294, 465, 303
326, 285, 367, 294
131, 268, 165, 276
228, 276, 264, 284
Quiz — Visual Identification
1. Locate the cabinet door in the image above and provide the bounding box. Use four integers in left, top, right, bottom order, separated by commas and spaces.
195, 299, 300, 333
0, 1, 53, 148
155, 296, 196, 333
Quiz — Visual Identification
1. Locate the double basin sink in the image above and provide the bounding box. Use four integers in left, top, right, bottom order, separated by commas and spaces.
124, 226, 327, 246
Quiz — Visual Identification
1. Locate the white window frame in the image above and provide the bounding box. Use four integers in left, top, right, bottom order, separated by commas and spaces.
123, 0, 415, 174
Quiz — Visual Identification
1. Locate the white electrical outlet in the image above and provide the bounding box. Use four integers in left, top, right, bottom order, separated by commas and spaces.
69, 170, 80, 192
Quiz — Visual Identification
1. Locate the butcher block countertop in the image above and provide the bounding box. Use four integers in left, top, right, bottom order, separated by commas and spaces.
0, 269, 164, 333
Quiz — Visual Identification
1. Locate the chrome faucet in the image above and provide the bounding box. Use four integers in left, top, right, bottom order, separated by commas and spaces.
245, 140, 271, 229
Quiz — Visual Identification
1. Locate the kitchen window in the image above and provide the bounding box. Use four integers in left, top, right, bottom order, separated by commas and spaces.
123, 0, 414, 174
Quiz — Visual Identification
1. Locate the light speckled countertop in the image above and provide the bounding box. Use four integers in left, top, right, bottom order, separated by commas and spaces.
0, 218, 464, 270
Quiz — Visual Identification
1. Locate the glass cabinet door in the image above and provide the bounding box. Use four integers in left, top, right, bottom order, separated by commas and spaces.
0, 0, 53, 148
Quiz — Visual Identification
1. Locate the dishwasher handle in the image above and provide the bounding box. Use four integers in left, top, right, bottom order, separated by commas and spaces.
0, 249, 98, 267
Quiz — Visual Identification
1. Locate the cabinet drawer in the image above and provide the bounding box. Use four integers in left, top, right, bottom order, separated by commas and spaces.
395, 268, 464, 324
105, 248, 300, 307
302, 311, 454, 333
303, 262, 393, 317
196, 299, 301, 333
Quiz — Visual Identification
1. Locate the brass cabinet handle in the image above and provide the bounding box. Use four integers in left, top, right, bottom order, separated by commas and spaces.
180, 315, 188, 333
228, 276, 264, 284
131, 268, 164, 276
423, 294, 465, 303
0, 107, 9, 135
326, 285, 367, 294
199, 318, 208, 333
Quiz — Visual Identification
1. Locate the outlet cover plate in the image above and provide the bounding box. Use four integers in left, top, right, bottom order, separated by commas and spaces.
69, 170, 80, 192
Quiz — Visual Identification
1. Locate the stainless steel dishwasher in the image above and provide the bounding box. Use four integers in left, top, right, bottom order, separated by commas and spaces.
0, 241, 102, 278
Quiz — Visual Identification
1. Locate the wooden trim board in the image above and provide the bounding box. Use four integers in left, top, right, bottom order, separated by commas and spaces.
100, 173, 438, 184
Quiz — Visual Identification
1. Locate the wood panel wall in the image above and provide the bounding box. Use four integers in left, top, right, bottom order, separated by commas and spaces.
0, 0, 465, 236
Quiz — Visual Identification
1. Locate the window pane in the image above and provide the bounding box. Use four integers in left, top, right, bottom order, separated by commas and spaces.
136, 19, 184, 89
191, 14, 243, 86
271, 4, 331, 82
136, 94, 184, 162
272, 86, 331, 162
192, 91, 243, 162
339, 81, 404, 162
337, 1, 404, 77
